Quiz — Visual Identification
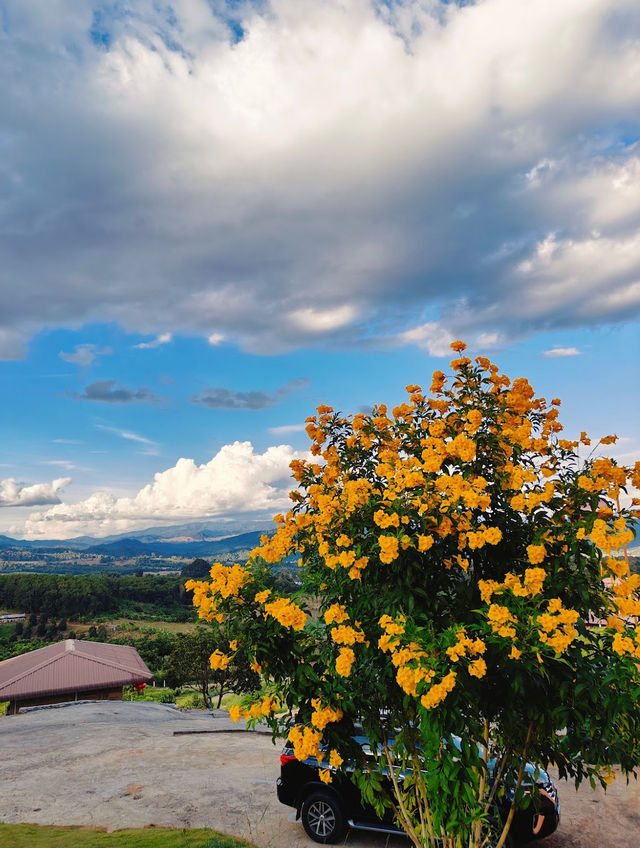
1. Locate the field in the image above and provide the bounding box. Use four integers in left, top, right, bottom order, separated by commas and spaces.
0, 824, 256, 848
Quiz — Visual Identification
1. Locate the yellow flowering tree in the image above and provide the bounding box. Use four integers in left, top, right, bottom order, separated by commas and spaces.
187, 342, 640, 848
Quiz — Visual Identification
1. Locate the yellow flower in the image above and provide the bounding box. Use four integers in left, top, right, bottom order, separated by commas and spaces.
324, 603, 349, 625
288, 725, 322, 761
478, 579, 499, 604
420, 672, 457, 710
254, 589, 271, 603
484, 527, 502, 545
318, 769, 332, 784
468, 658, 487, 678
335, 647, 355, 677
229, 704, 242, 722
509, 646, 522, 660
379, 535, 400, 564
374, 510, 400, 529
523, 567, 546, 595
331, 624, 365, 645
228, 640, 238, 651
311, 700, 344, 730
210, 650, 231, 671
329, 749, 343, 769
527, 544, 546, 564
417, 534, 434, 552
264, 597, 307, 631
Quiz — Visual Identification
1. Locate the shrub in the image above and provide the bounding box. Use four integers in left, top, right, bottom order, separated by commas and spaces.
189, 342, 640, 848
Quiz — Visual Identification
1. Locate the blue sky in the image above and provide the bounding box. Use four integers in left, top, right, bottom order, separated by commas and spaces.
1, 0, 639, 538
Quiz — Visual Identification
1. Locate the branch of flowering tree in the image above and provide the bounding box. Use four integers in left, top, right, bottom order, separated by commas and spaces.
492, 723, 534, 848
382, 740, 424, 848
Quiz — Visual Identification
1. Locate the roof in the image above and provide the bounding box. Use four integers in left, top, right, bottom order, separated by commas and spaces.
0, 640, 152, 702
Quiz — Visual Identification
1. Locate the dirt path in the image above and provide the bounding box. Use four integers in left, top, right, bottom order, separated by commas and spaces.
0, 702, 638, 848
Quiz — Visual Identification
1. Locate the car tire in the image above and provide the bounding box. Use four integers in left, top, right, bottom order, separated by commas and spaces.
301, 791, 347, 844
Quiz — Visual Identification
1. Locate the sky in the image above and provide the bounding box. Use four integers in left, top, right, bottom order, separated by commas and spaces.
1, 0, 639, 540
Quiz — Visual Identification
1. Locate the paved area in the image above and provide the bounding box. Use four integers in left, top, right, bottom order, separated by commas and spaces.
0, 701, 638, 848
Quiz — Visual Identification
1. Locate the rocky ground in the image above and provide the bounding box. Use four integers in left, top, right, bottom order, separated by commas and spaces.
0, 701, 638, 848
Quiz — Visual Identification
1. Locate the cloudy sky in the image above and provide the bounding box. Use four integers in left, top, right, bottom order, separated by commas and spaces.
1, 0, 639, 539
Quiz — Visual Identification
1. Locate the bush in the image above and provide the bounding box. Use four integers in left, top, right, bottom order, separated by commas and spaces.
188, 341, 640, 848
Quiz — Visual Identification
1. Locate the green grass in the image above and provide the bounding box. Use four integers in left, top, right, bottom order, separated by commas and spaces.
122, 686, 246, 712
0, 824, 257, 848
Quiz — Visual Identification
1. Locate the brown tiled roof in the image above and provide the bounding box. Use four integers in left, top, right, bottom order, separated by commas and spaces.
0, 640, 152, 702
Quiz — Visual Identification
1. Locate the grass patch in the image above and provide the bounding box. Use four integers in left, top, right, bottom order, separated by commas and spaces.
0, 824, 257, 848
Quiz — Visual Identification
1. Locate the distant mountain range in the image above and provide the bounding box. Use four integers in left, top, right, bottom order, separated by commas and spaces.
0, 521, 271, 558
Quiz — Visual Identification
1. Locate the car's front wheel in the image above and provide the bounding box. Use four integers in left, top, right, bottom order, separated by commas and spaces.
301, 791, 346, 844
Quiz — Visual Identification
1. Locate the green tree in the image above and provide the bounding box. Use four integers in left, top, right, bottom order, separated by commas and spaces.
181, 558, 211, 579
188, 342, 640, 848
165, 629, 259, 709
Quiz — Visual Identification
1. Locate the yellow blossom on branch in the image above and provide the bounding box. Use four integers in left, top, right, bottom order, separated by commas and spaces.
264, 597, 307, 631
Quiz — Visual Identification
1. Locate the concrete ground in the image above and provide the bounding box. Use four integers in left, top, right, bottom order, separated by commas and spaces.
0, 701, 638, 848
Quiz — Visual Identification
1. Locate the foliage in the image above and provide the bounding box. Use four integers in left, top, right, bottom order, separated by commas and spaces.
0, 573, 196, 620
188, 342, 640, 848
0, 823, 257, 848
181, 558, 213, 579
110, 631, 180, 677
165, 628, 260, 709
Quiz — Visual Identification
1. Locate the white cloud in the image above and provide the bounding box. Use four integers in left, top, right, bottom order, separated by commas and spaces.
207, 333, 225, 346
59, 344, 112, 367
0, 476, 71, 508
0, 0, 639, 353
21, 441, 308, 538
543, 347, 582, 358
132, 332, 173, 349
96, 424, 158, 447
40, 460, 78, 470
289, 305, 359, 334
269, 423, 306, 434
398, 322, 454, 357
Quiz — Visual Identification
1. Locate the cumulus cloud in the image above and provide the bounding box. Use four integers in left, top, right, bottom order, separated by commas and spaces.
0, 476, 70, 508
22, 442, 307, 538
192, 378, 309, 410
543, 347, 582, 358
0, 1, 639, 356
74, 379, 162, 404
132, 332, 172, 349
59, 344, 112, 367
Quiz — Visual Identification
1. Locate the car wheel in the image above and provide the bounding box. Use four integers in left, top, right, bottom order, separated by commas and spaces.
301, 791, 346, 844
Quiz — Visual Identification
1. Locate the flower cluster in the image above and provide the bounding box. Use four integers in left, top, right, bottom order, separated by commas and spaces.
420, 671, 457, 710
311, 698, 344, 730
288, 725, 322, 761
263, 597, 307, 631
536, 599, 580, 654
335, 647, 355, 677
209, 650, 230, 671
487, 604, 517, 639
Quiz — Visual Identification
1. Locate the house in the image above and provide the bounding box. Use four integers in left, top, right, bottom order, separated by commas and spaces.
0, 639, 152, 715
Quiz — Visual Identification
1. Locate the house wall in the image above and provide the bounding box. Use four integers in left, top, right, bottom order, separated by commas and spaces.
8, 687, 123, 715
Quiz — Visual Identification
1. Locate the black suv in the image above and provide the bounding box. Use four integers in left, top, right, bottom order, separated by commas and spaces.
277, 733, 560, 845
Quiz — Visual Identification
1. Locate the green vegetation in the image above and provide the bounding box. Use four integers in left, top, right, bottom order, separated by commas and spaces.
164, 629, 260, 709
0, 824, 256, 848
0, 573, 196, 620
